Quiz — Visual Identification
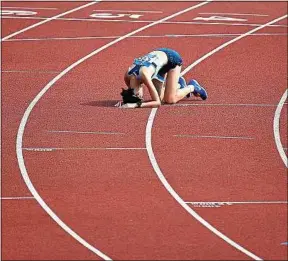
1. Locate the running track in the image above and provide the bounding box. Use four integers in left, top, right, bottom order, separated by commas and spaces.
1, 1, 287, 260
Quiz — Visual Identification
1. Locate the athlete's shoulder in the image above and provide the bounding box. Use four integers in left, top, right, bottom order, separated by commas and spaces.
155, 47, 177, 52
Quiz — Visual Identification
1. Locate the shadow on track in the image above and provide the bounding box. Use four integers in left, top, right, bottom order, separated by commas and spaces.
80, 100, 119, 108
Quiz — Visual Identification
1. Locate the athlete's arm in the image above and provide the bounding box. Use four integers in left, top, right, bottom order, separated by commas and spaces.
124, 72, 130, 87
138, 66, 161, 108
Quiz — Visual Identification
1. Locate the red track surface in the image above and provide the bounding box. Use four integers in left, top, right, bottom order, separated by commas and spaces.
1, 1, 287, 260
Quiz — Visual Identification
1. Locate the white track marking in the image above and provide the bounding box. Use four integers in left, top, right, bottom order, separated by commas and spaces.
273, 90, 288, 168
13, 1, 113, 259
1, 1, 102, 41
5, 36, 119, 41
146, 13, 288, 261
164, 33, 288, 37
186, 201, 288, 208
199, 12, 269, 17
1, 197, 35, 200
172, 103, 281, 107
174, 134, 254, 140
16, 1, 212, 259
4, 33, 288, 42
2, 7, 58, 10
182, 14, 288, 75
186, 201, 288, 205
23, 147, 146, 151
2, 70, 59, 73
1, 7, 56, 11
146, 110, 261, 261
93, 9, 163, 13
47, 130, 125, 135
2, 16, 287, 28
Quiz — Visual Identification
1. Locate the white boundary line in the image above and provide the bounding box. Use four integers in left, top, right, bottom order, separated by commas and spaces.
23, 147, 146, 151
1, 197, 35, 200
92, 9, 163, 13
273, 90, 288, 168
47, 130, 125, 135
173, 134, 254, 140
2, 70, 59, 73
3, 32, 288, 42
146, 13, 288, 261
1, 16, 287, 28
15, 1, 212, 260
1, 1, 102, 41
181, 14, 288, 74
199, 12, 269, 17
1, 7, 58, 10
172, 103, 281, 107
186, 201, 288, 205
12, 1, 112, 260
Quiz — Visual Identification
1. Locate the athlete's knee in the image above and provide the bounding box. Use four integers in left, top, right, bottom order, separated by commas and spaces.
164, 96, 177, 104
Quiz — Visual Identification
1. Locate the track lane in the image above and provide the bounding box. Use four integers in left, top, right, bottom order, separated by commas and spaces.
2, 200, 101, 260
170, 1, 287, 23
1, 2, 87, 37
1, 1, 102, 41
2, 39, 111, 71
194, 204, 287, 260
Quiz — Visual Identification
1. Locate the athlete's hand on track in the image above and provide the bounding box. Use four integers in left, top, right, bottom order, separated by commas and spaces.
114, 101, 138, 108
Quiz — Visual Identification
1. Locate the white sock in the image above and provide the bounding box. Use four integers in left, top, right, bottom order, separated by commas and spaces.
188, 85, 194, 93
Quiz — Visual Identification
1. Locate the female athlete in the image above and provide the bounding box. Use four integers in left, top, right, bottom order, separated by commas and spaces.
119, 48, 207, 108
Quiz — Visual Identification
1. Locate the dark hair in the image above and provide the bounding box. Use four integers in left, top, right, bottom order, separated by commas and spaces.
120, 88, 143, 104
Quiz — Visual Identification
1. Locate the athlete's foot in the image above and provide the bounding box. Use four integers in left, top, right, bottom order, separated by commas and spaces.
187, 79, 208, 100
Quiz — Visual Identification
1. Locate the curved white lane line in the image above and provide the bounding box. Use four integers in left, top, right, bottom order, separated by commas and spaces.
273, 89, 288, 167
1, 1, 101, 41
146, 13, 287, 261
182, 14, 288, 74
146, 110, 263, 261
15, 1, 212, 259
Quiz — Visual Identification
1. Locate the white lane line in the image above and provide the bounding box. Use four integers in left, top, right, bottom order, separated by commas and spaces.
16, 1, 212, 259
165, 33, 288, 37
47, 130, 125, 135
273, 90, 288, 168
146, 13, 288, 261
147, 111, 261, 261
1, 16, 287, 28
186, 201, 288, 208
186, 201, 288, 205
2, 70, 59, 74
14, 1, 114, 259
182, 15, 288, 75
174, 135, 254, 140
1, 1, 102, 41
23, 147, 146, 151
4, 33, 288, 42
93, 9, 163, 13
1, 197, 35, 200
172, 103, 280, 107
199, 12, 269, 17
5, 36, 119, 41
2, 7, 58, 10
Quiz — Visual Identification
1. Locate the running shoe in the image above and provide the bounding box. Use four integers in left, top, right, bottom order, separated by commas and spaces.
187, 79, 208, 100
178, 76, 187, 89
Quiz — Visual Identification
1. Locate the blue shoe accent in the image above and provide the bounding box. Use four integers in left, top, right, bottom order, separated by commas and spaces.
187, 79, 208, 100
178, 76, 186, 89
